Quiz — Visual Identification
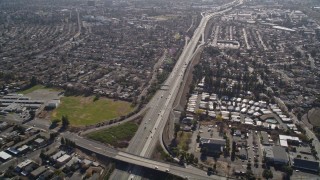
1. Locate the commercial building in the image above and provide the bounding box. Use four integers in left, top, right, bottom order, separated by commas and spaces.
0, 93, 44, 112
264, 146, 289, 165
261, 131, 271, 146
200, 138, 226, 154
293, 158, 319, 172
279, 135, 300, 147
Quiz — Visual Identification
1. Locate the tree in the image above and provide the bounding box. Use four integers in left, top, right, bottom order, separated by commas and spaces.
310, 49, 317, 58
50, 132, 59, 141
64, 138, 76, 148
187, 153, 195, 164
205, 46, 220, 56
194, 157, 198, 164
282, 165, 293, 177
216, 114, 223, 121
293, 51, 302, 58
53, 169, 64, 178
179, 151, 186, 164
207, 167, 213, 175
50, 119, 61, 129
61, 137, 65, 145
263, 169, 273, 180
245, 169, 255, 180
93, 94, 100, 102
195, 109, 204, 121
231, 141, 236, 161
4, 166, 15, 178
62, 115, 70, 128
171, 147, 179, 157
29, 110, 36, 120
204, 75, 213, 93
30, 76, 37, 87
174, 123, 180, 136
247, 163, 252, 170
196, 134, 201, 142
192, 120, 197, 130
52, 119, 61, 124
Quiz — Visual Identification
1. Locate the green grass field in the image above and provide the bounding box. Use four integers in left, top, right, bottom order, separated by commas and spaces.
87, 122, 138, 147
52, 96, 133, 126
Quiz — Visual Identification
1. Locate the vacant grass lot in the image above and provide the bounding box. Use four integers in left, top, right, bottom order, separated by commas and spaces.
87, 122, 138, 147
52, 96, 133, 126
18, 85, 57, 94
177, 131, 192, 151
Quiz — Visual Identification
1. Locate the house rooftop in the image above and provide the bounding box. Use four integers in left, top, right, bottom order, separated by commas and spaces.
51, 150, 65, 160
0, 151, 12, 160
17, 159, 33, 169
34, 138, 45, 144
200, 138, 226, 145
57, 154, 71, 163
31, 166, 47, 177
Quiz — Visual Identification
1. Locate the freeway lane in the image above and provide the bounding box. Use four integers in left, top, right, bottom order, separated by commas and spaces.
140, 0, 243, 163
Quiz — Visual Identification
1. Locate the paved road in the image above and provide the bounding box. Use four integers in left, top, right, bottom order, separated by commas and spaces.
290, 113, 320, 159
63, 132, 228, 180
242, 28, 251, 50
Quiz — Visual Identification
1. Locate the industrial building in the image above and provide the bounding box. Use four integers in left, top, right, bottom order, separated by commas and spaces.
264, 146, 289, 165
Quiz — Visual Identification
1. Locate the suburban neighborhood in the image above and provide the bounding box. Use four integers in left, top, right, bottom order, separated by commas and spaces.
0, 0, 320, 179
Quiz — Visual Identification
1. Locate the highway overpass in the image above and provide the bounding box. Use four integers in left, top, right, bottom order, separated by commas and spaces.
63, 132, 228, 180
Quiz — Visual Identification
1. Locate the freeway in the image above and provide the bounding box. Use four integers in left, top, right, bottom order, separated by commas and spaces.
57, 1, 243, 179
110, 1, 243, 179
63, 132, 228, 180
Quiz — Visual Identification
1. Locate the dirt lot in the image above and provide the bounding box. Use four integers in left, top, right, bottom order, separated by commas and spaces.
26, 89, 61, 103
